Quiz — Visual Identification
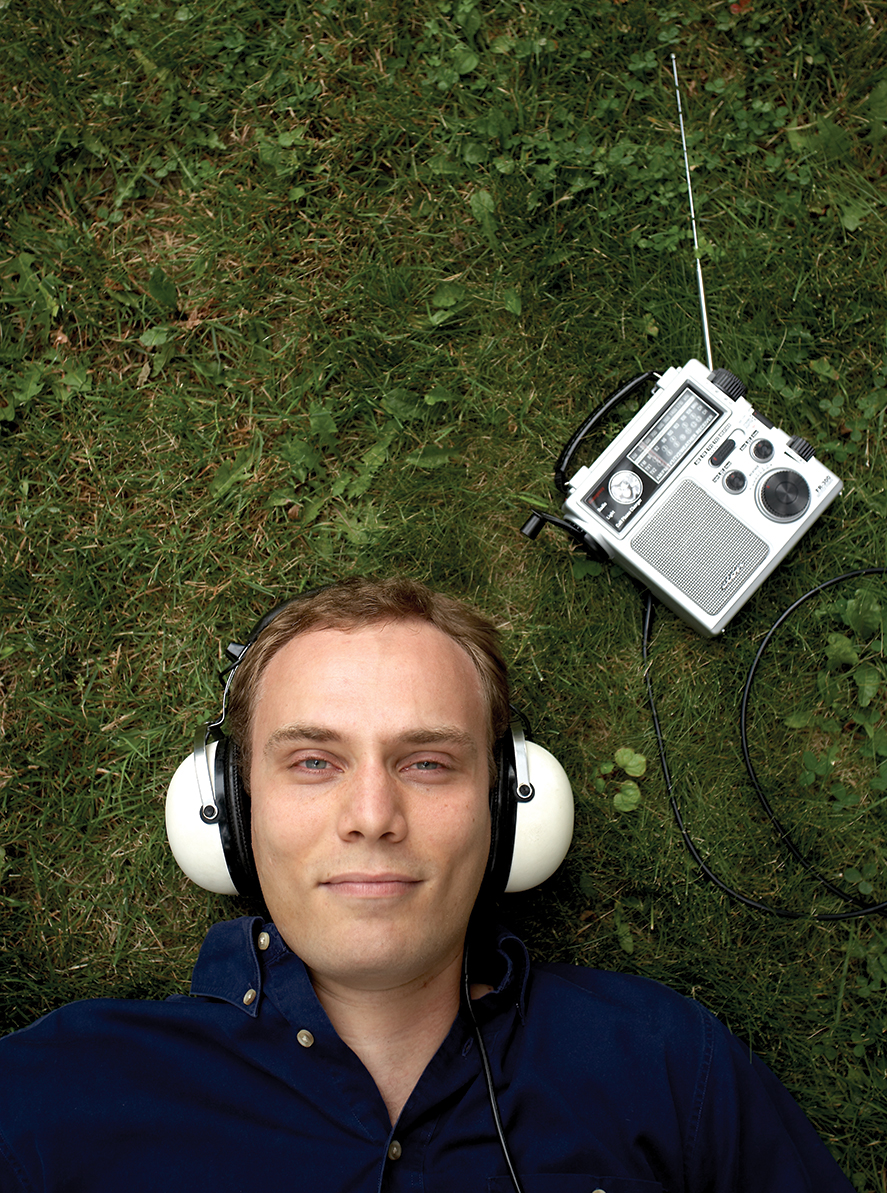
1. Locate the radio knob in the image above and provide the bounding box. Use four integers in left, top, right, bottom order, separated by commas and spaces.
724, 470, 746, 493
787, 435, 816, 461
708, 368, 747, 400
751, 438, 774, 462
758, 469, 811, 521
608, 470, 643, 506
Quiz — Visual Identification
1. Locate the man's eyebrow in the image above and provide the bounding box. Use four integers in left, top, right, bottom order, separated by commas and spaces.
263, 725, 336, 757
262, 724, 479, 757
398, 727, 478, 753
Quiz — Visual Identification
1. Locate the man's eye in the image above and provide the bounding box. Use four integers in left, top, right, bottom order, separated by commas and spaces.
300, 758, 330, 770
412, 760, 443, 771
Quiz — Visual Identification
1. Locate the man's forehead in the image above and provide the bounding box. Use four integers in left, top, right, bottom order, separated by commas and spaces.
248, 618, 495, 774
262, 618, 475, 674
255, 619, 485, 706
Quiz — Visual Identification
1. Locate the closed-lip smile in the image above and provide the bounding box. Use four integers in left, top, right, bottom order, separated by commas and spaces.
322, 873, 421, 897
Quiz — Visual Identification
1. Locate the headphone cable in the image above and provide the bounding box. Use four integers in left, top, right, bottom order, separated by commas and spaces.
462, 944, 526, 1193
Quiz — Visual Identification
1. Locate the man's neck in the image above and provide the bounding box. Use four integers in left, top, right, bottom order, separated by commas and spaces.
310, 953, 465, 1126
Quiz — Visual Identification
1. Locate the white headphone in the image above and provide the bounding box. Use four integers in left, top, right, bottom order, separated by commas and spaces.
166, 600, 574, 899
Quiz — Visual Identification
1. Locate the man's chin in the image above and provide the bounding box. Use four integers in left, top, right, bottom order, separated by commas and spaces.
302, 930, 464, 997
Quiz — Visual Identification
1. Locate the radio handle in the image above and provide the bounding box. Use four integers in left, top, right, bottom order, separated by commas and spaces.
553, 371, 660, 496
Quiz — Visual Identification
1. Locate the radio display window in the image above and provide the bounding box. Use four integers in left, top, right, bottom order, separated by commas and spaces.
628, 386, 719, 483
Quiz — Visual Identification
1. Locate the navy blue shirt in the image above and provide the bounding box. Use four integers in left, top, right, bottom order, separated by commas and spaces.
0, 917, 852, 1192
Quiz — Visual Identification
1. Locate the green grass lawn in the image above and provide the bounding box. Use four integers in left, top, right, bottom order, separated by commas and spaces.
2, 0, 886, 1184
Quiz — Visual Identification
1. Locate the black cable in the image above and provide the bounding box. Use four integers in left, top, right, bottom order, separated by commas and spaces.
553, 371, 660, 496
520, 508, 597, 554
739, 567, 887, 909
462, 948, 526, 1193
643, 573, 887, 921
522, 372, 661, 557
643, 596, 801, 919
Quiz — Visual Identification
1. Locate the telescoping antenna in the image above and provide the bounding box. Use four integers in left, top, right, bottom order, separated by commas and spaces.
671, 54, 713, 371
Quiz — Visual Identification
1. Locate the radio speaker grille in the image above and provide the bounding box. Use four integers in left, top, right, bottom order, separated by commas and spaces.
631, 480, 770, 614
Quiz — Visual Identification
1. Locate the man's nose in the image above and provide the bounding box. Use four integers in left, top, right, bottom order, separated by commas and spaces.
337, 762, 408, 843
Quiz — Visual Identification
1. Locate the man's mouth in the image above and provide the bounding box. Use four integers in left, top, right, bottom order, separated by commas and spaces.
322, 873, 422, 897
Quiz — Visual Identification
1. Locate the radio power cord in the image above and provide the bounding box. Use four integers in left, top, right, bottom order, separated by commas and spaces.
643, 568, 887, 921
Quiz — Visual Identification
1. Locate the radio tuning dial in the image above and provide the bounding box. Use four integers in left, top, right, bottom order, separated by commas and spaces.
708, 368, 747, 401
758, 469, 811, 522
787, 435, 816, 461
608, 470, 643, 505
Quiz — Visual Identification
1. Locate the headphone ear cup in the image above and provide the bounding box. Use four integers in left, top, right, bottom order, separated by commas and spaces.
164, 736, 261, 897
484, 730, 574, 896
165, 740, 239, 895
505, 740, 573, 893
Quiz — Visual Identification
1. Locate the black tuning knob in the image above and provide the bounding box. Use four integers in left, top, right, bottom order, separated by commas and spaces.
708, 368, 747, 401
787, 435, 816, 461
758, 470, 811, 522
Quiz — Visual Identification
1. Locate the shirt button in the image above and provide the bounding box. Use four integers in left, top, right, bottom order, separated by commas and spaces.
387, 1140, 402, 1161
242, 989, 257, 1005
297, 1029, 315, 1048
257, 931, 270, 951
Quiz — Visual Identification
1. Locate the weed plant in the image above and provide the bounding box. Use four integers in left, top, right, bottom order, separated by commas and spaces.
2, 0, 887, 1185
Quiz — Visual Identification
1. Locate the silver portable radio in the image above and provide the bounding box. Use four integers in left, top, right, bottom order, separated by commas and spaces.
522, 58, 842, 636
559, 359, 842, 636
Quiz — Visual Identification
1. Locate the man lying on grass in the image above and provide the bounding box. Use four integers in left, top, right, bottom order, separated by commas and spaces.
0, 577, 854, 1192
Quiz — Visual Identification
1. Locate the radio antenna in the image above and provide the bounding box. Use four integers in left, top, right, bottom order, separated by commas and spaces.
671, 54, 714, 371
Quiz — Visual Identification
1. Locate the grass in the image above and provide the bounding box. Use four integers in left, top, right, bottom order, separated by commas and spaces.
2, 0, 887, 1184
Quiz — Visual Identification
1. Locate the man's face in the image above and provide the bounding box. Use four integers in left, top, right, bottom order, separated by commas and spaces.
248, 619, 492, 994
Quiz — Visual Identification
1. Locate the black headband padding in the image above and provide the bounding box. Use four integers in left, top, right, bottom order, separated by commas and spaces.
214, 736, 261, 898
480, 732, 518, 899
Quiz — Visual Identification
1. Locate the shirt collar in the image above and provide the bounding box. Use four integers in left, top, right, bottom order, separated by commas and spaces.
466, 923, 530, 1022
189, 915, 267, 1017
189, 916, 531, 1021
